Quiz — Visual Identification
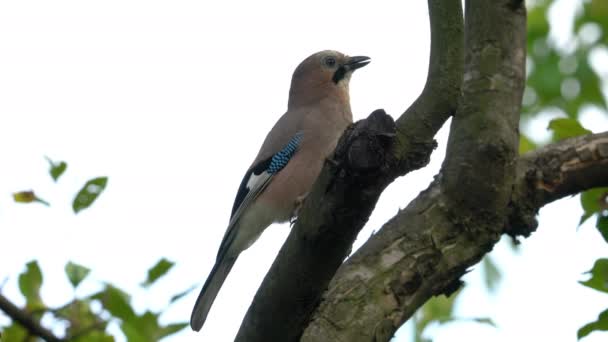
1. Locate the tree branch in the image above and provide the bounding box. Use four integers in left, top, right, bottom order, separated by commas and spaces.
394, 0, 464, 161
0, 293, 64, 342
441, 0, 525, 222
235, 1, 464, 341
508, 132, 608, 237
301, 0, 526, 340
300, 130, 607, 341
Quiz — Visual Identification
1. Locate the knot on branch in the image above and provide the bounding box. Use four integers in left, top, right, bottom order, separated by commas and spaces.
388, 269, 422, 305
335, 109, 396, 173
505, 203, 539, 238
505, 172, 540, 238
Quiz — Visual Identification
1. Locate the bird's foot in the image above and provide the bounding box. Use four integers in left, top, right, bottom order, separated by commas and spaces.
290, 192, 309, 226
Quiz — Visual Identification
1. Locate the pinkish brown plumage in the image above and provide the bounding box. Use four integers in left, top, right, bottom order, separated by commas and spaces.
191, 50, 370, 332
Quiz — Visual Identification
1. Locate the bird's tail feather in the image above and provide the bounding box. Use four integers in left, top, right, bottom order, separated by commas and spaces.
190, 257, 237, 331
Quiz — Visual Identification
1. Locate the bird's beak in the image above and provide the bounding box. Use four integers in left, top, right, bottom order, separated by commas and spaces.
343, 56, 371, 71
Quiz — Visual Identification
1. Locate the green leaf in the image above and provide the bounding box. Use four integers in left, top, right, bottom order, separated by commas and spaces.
580, 188, 608, 225
580, 259, 608, 293
91, 285, 135, 322
481, 256, 502, 293
548, 118, 592, 141
65, 261, 91, 288
13, 190, 50, 206
142, 258, 174, 288
572, 51, 607, 108
526, 52, 562, 109
121, 320, 148, 342
121, 310, 187, 341
71, 330, 115, 342
519, 134, 536, 154
582, 188, 608, 213
45, 156, 67, 182
415, 289, 461, 337
578, 308, 608, 340
73, 177, 108, 214
56, 299, 108, 339
0, 323, 28, 341
170, 285, 198, 304
158, 322, 189, 339
597, 215, 608, 243
527, 2, 550, 52
18, 260, 44, 311
122, 311, 160, 342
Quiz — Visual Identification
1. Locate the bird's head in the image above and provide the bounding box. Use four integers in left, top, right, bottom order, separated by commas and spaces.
288, 50, 370, 108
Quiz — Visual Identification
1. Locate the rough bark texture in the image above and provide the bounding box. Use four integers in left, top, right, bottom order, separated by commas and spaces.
301, 132, 608, 341
301, 0, 526, 340
508, 132, 608, 237
235, 0, 463, 341
237, 1, 607, 342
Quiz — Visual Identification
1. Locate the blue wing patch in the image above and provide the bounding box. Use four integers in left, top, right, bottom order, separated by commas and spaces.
267, 132, 303, 174
230, 132, 303, 218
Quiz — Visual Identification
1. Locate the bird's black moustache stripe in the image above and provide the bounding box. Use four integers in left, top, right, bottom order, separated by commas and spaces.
332, 66, 347, 84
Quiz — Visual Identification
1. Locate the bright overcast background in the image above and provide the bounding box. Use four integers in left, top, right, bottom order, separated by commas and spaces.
1, 0, 607, 341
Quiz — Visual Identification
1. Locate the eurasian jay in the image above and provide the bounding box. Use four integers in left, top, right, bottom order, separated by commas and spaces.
190, 50, 370, 332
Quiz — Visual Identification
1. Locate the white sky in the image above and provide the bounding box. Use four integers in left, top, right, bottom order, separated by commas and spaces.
0, 0, 607, 341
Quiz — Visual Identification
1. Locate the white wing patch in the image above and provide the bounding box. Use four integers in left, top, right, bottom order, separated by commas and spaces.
246, 171, 269, 191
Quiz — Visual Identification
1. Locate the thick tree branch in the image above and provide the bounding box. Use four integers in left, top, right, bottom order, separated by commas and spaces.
0, 293, 63, 342
441, 0, 525, 221
301, 131, 607, 341
301, 0, 526, 340
508, 132, 608, 237
235, 1, 464, 341
394, 0, 463, 158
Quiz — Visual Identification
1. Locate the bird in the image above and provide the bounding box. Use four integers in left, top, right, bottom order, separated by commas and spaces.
190, 50, 370, 332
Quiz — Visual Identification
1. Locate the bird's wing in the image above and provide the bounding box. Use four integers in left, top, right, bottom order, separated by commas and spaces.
215, 132, 303, 261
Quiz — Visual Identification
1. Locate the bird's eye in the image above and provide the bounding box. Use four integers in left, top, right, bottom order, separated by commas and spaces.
323, 56, 337, 68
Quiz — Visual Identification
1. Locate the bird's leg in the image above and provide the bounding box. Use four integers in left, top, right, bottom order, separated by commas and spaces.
290, 192, 309, 226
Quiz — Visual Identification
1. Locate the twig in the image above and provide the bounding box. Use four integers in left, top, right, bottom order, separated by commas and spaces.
0, 293, 63, 342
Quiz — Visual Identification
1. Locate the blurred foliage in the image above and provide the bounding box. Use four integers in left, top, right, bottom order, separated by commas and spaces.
578, 259, 608, 339
412, 257, 498, 341
580, 259, 608, 294
525, 0, 607, 124
580, 187, 608, 225
578, 309, 608, 339
1, 159, 193, 341
1, 259, 191, 342
12, 157, 107, 214
524, 0, 608, 339
142, 259, 175, 288
547, 117, 592, 140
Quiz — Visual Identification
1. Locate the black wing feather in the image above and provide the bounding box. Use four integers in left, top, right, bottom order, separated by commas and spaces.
230, 157, 272, 218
